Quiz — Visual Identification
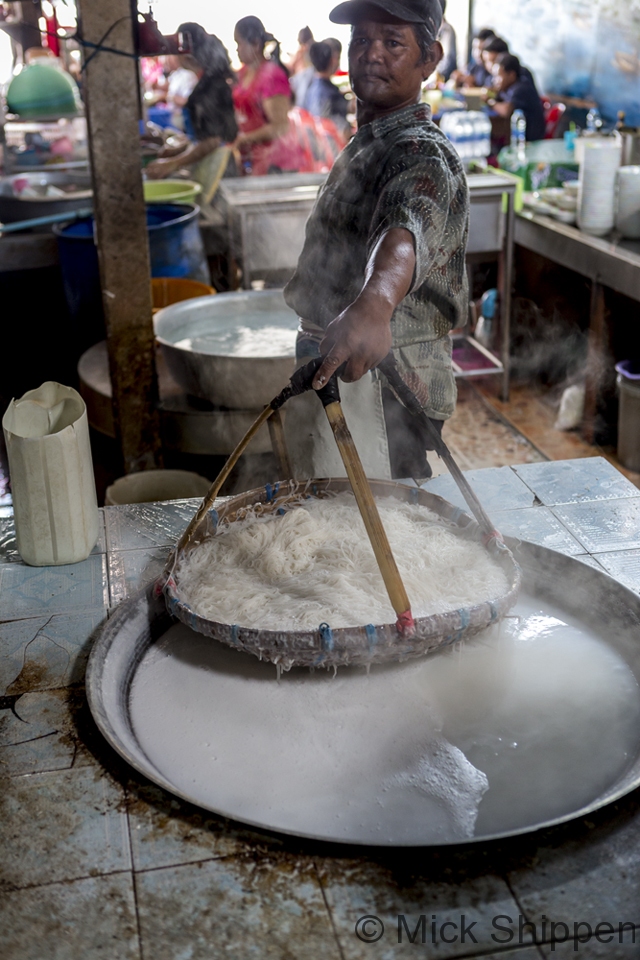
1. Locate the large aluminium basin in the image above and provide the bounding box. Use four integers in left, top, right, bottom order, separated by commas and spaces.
153, 289, 299, 409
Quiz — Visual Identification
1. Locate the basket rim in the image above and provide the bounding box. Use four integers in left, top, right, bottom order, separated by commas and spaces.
163, 478, 522, 667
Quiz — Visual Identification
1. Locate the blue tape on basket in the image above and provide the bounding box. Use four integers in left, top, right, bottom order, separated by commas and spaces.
319, 622, 334, 652
277, 507, 286, 516
410, 487, 419, 502
450, 507, 465, 524
264, 482, 280, 503
365, 624, 377, 651
231, 624, 239, 645
209, 509, 219, 530
455, 608, 471, 642
489, 601, 498, 622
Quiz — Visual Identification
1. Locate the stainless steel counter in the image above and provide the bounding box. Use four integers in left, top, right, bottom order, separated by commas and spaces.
515, 211, 640, 303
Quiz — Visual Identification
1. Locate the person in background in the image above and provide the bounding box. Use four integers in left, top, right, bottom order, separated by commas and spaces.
141, 56, 167, 105
452, 28, 495, 87
482, 36, 536, 88
146, 23, 237, 179
488, 53, 546, 142
232, 16, 304, 175
302, 39, 350, 135
289, 26, 315, 75
436, 0, 457, 81
165, 54, 199, 129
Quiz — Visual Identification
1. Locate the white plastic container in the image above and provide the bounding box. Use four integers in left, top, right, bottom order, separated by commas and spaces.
616, 166, 640, 239
2, 382, 99, 566
578, 139, 622, 236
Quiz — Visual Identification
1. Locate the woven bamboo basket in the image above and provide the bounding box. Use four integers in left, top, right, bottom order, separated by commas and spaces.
163, 478, 521, 671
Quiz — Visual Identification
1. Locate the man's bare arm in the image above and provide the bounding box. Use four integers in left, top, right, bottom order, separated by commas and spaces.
312, 227, 416, 390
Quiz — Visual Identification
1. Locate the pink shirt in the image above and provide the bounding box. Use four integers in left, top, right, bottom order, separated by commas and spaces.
233, 61, 303, 175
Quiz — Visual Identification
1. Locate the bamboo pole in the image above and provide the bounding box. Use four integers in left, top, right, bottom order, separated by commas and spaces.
323, 401, 413, 632
170, 404, 274, 567
268, 408, 293, 479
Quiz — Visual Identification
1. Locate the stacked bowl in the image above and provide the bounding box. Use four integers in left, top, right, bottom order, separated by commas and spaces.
616, 166, 640, 239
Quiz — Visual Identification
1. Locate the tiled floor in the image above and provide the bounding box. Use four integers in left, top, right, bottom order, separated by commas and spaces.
1, 459, 640, 958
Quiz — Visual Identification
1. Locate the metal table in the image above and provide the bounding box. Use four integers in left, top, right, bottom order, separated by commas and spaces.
1, 457, 640, 957
219, 172, 517, 400
515, 211, 640, 440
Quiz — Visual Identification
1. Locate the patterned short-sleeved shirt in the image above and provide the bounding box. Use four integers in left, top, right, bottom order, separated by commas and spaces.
284, 102, 470, 420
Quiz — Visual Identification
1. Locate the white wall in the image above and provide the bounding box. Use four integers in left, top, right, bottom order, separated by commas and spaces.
151, 0, 472, 72
151, 0, 352, 70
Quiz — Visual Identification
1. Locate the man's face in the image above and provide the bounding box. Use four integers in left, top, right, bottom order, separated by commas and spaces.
482, 49, 499, 71
349, 19, 438, 110
493, 63, 515, 93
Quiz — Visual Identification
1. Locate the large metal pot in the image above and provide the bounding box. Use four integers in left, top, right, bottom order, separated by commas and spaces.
153, 289, 299, 409
0, 171, 92, 223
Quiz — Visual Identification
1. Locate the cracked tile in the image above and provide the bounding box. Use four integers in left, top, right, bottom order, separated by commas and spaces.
136, 855, 341, 960
318, 858, 529, 959
0, 555, 108, 620
126, 779, 284, 872
0, 689, 82, 775
0, 610, 107, 696
0, 871, 140, 960
0, 766, 131, 889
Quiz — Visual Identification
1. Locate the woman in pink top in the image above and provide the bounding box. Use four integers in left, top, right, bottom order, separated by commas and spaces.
233, 16, 304, 175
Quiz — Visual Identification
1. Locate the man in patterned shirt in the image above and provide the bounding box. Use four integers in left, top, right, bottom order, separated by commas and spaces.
284, 0, 469, 478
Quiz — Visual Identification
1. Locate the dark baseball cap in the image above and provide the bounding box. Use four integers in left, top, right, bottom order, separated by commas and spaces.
330, 0, 443, 36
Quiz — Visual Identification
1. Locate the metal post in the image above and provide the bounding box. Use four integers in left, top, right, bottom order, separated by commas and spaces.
582, 279, 606, 445
500, 187, 515, 402
76, 0, 162, 473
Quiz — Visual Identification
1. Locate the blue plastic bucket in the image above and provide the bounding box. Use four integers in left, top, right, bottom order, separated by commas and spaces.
146, 204, 209, 284
54, 204, 209, 335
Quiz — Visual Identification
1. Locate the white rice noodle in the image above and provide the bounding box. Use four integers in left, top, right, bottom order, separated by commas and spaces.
175, 493, 508, 631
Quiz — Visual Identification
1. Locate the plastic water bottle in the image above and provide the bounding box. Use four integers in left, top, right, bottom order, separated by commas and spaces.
478, 114, 491, 159
511, 109, 527, 161
586, 108, 603, 133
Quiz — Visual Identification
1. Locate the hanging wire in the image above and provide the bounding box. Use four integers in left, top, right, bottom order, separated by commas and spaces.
3, 15, 141, 71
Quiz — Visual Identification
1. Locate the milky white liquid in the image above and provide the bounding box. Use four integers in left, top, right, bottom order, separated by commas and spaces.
129, 595, 640, 844
171, 312, 298, 358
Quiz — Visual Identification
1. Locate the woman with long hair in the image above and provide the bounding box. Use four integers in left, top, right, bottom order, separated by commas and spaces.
232, 16, 304, 175
146, 22, 237, 179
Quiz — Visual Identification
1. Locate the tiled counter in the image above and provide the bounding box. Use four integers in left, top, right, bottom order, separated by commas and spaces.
1, 458, 640, 959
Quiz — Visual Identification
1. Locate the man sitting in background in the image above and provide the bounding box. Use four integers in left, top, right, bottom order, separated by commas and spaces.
489, 53, 546, 142
302, 39, 350, 135
452, 28, 495, 87
482, 36, 537, 88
